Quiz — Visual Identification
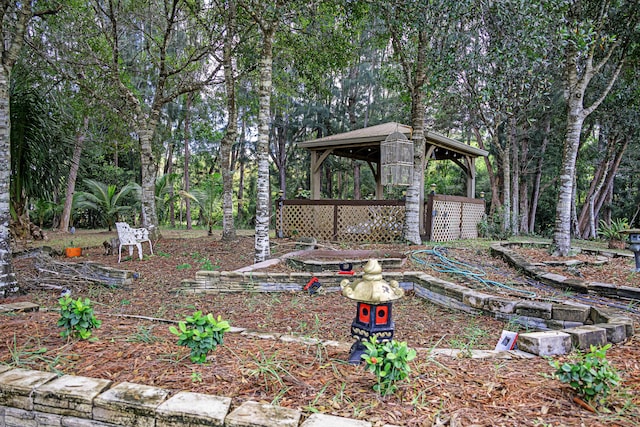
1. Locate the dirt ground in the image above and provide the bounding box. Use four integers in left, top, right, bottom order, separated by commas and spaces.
1, 231, 639, 426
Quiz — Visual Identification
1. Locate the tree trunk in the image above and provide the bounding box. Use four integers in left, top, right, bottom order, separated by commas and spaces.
528, 117, 550, 233
0, 67, 18, 296
139, 121, 160, 240
184, 94, 192, 230
578, 134, 628, 238
473, 127, 501, 215
495, 131, 511, 232
164, 141, 176, 227
60, 116, 88, 232
221, 4, 238, 242
236, 118, 246, 224
552, 11, 627, 255
552, 108, 584, 255
594, 138, 627, 218
509, 119, 518, 234
404, 97, 425, 244
353, 161, 361, 200
0, 2, 31, 295
254, 27, 274, 263
401, 30, 428, 245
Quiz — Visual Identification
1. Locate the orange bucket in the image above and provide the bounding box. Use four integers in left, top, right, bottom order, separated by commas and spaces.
65, 247, 82, 257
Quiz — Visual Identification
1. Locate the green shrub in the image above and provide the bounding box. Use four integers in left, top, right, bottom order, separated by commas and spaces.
169, 311, 230, 363
361, 336, 416, 395
550, 344, 620, 404
597, 218, 629, 241
477, 208, 512, 240
57, 296, 102, 340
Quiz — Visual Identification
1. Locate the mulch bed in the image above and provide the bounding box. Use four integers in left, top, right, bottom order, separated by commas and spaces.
1, 234, 639, 426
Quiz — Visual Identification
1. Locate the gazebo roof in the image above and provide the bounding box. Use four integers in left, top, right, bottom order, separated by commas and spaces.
298, 122, 488, 163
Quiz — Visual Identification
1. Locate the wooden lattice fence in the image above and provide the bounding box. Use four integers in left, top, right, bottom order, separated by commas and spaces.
277, 200, 405, 243
425, 194, 486, 242
277, 196, 485, 243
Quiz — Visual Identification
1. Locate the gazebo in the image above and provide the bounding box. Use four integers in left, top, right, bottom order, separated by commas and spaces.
277, 122, 489, 242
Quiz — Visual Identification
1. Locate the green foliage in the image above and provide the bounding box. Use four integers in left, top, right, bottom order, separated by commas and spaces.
74, 179, 140, 230
478, 208, 512, 240
597, 218, 629, 241
10, 59, 72, 221
169, 311, 230, 364
550, 344, 620, 404
180, 173, 223, 234
361, 337, 416, 395
57, 297, 102, 340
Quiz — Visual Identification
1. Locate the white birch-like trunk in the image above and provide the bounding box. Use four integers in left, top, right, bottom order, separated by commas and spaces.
403, 124, 424, 245
552, 109, 584, 256
254, 30, 274, 263
401, 30, 428, 245
510, 126, 519, 234
221, 4, 237, 242
0, 68, 17, 296
184, 94, 192, 230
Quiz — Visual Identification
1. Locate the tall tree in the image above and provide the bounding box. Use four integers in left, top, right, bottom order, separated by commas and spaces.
60, 116, 89, 232
37, 0, 224, 240
552, 0, 639, 255
183, 94, 193, 230
0, 1, 57, 295
219, 0, 239, 242
379, 0, 465, 244
241, 0, 283, 262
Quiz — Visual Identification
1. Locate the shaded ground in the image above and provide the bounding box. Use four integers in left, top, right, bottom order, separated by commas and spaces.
1, 231, 639, 426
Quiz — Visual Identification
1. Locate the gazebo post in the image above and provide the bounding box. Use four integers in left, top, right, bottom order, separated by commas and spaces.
310, 151, 321, 199
466, 157, 476, 198
311, 149, 333, 199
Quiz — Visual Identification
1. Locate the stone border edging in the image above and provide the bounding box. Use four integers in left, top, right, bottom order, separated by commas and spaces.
490, 241, 640, 301
179, 264, 635, 355
0, 366, 400, 427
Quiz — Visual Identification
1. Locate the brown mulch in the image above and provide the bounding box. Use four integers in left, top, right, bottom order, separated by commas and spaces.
1, 233, 639, 426
515, 245, 638, 286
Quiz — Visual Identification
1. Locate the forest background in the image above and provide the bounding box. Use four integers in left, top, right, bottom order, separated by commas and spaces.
1, 0, 639, 292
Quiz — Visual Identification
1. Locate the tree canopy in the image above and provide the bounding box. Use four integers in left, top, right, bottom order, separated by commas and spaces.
0, 0, 638, 282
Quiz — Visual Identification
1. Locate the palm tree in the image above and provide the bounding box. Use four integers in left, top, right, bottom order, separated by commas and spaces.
180, 174, 223, 236
75, 179, 140, 231
155, 173, 181, 225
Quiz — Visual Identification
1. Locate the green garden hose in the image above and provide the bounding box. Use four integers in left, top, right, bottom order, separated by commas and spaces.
408, 247, 537, 298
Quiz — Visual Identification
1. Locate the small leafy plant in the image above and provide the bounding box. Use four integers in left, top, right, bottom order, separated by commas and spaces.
598, 218, 629, 242
169, 311, 230, 363
549, 344, 620, 404
57, 296, 102, 340
361, 336, 417, 395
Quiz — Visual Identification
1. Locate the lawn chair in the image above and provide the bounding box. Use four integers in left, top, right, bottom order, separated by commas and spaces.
115, 222, 153, 262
